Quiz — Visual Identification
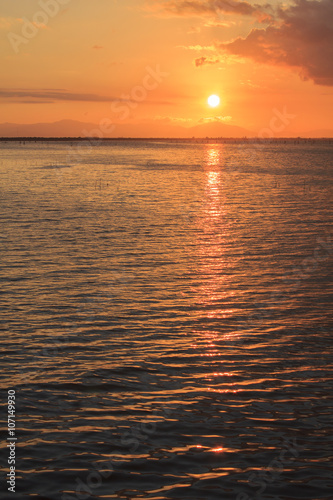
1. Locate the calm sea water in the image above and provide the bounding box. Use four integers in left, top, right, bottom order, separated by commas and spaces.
0, 140, 332, 500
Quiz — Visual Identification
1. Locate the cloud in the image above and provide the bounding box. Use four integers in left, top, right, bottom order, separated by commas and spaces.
153, 115, 193, 124
20, 100, 55, 104
194, 56, 220, 67
0, 17, 49, 30
199, 115, 232, 123
204, 20, 236, 28
0, 89, 174, 107
0, 17, 22, 30
0, 89, 118, 103
220, 0, 333, 86
177, 44, 217, 51
239, 79, 262, 88
145, 0, 266, 18
92, 45, 103, 49
187, 25, 201, 33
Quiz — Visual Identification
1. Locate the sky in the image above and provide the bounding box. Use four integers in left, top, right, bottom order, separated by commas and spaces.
0, 0, 332, 136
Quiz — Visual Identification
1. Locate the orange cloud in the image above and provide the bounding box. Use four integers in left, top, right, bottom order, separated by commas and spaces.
220, 0, 333, 86
0, 17, 23, 30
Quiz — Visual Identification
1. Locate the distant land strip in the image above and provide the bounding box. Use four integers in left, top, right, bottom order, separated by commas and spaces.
0, 137, 332, 142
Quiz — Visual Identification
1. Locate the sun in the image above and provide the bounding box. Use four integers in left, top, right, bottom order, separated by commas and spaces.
208, 94, 220, 108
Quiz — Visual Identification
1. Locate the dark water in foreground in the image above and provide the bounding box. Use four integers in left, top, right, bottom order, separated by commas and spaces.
0, 141, 332, 500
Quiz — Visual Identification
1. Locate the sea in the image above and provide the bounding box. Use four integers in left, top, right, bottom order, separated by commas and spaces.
0, 139, 332, 500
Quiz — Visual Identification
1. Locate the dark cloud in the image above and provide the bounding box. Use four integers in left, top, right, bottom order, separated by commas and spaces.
0, 89, 173, 107
20, 100, 55, 104
0, 89, 117, 102
220, 0, 333, 86
195, 56, 220, 67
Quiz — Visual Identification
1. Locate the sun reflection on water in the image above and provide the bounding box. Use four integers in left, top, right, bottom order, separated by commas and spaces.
192, 144, 241, 405
194, 145, 234, 318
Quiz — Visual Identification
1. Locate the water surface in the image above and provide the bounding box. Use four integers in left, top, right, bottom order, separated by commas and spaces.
0, 140, 332, 499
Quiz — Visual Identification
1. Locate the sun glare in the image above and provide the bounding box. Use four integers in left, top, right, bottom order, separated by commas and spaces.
208, 95, 220, 108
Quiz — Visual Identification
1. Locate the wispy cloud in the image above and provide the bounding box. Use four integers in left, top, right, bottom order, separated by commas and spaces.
145, 0, 271, 19
199, 115, 232, 123
177, 44, 222, 67
177, 44, 217, 51
0, 17, 22, 30
0, 89, 119, 103
0, 89, 174, 106
239, 79, 262, 88
0, 16, 49, 31
204, 20, 236, 28
152, 115, 193, 124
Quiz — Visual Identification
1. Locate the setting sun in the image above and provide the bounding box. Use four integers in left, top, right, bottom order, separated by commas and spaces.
208, 95, 220, 108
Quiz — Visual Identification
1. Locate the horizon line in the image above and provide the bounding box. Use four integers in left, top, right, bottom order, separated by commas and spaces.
0, 136, 332, 141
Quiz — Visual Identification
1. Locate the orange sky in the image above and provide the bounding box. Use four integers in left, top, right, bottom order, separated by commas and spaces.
0, 0, 332, 136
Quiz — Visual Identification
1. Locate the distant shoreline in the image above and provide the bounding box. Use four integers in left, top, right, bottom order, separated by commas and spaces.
0, 137, 332, 142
